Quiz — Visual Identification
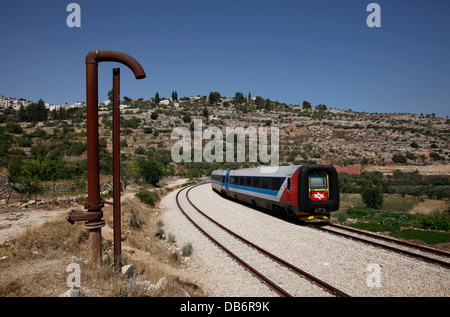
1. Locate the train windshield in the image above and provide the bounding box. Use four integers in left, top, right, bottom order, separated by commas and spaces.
309, 173, 327, 190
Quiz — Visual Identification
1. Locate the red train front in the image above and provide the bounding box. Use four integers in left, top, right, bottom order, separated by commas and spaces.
211, 164, 340, 224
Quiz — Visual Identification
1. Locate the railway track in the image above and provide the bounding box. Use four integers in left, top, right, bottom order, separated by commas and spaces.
175, 184, 350, 297
309, 223, 450, 269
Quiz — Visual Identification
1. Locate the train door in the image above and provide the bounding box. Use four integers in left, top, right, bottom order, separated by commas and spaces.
285, 177, 292, 202
280, 177, 292, 205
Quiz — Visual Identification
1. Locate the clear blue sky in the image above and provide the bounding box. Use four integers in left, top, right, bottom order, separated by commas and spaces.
0, 0, 449, 117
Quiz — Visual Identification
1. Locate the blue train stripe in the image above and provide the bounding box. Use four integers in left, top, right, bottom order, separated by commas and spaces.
228, 184, 279, 196
211, 180, 279, 197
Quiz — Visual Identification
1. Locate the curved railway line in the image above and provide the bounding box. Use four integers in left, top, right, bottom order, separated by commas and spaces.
175, 183, 350, 297
309, 223, 450, 269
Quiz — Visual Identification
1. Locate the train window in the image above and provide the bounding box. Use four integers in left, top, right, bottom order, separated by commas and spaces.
261, 177, 269, 189
245, 176, 252, 187
222, 176, 225, 183
239, 177, 245, 185
272, 178, 281, 191
253, 177, 260, 188
309, 173, 327, 189
287, 178, 291, 191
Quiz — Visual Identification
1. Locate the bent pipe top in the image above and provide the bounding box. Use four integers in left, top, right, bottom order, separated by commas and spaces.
85, 50, 146, 79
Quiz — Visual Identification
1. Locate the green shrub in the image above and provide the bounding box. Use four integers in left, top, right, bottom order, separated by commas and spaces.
334, 210, 348, 223
17, 136, 32, 147
415, 210, 450, 231
154, 228, 164, 239
135, 189, 155, 207
168, 233, 176, 243
390, 229, 450, 245
136, 157, 165, 186
346, 207, 376, 218
392, 154, 407, 164
129, 210, 144, 229
182, 243, 193, 256
66, 142, 86, 156
169, 252, 179, 262
5, 122, 22, 134
429, 152, 445, 161
361, 182, 384, 209
349, 222, 398, 233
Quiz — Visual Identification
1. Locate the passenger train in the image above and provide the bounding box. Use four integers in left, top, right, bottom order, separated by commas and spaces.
211, 165, 339, 223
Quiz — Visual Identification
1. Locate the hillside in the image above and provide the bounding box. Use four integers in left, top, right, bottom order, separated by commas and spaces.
0, 94, 449, 197
109, 97, 450, 171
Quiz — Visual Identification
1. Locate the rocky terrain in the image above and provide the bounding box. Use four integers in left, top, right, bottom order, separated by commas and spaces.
3, 97, 449, 170
102, 98, 450, 174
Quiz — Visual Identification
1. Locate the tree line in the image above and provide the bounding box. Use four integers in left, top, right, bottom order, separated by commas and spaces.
339, 170, 450, 203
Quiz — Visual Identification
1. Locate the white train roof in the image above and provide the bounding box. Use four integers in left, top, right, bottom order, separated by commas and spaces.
212, 165, 302, 178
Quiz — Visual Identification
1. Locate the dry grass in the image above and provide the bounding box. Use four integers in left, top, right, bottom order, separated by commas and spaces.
0, 186, 203, 297
0, 217, 91, 296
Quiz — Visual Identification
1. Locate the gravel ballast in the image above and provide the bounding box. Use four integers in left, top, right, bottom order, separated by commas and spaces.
161, 183, 449, 297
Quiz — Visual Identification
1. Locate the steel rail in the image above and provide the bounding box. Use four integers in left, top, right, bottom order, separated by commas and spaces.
329, 223, 450, 258
310, 224, 450, 269
176, 185, 292, 297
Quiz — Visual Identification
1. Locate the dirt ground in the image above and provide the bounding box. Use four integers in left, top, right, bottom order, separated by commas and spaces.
0, 178, 188, 245
0, 178, 207, 297
0, 205, 67, 245
409, 199, 449, 214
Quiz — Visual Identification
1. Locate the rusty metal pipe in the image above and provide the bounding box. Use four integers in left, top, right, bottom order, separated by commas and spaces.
68, 50, 146, 264
85, 50, 146, 214
112, 68, 121, 266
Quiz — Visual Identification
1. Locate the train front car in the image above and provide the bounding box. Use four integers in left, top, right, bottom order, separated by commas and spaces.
295, 165, 340, 223
210, 165, 339, 224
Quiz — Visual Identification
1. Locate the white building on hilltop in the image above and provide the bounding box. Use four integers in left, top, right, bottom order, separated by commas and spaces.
0, 96, 30, 110
0, 94, 85, 111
